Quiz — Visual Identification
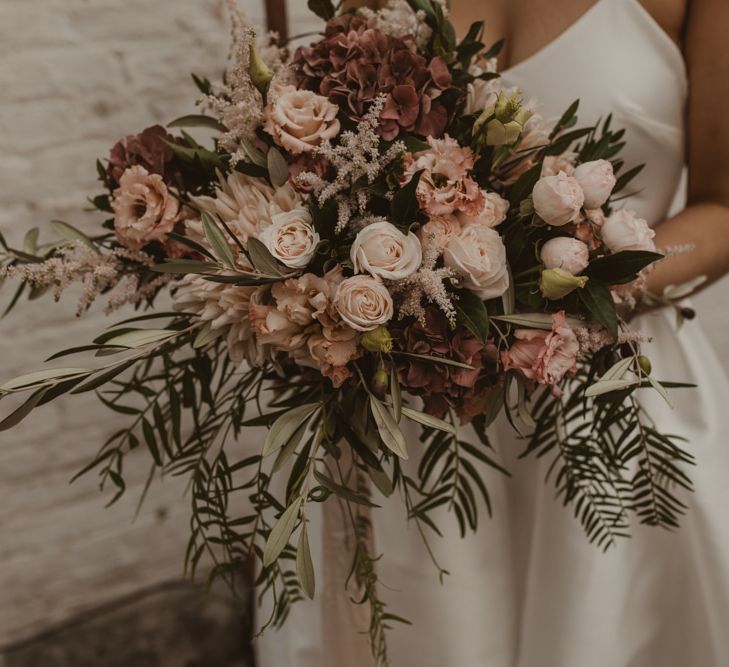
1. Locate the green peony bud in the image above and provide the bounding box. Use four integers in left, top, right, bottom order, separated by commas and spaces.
249, 43, 273, 95
539, 268, 589, 300
360, 326, 393, 353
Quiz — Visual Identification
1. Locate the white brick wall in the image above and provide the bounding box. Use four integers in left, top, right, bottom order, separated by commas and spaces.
2, 0, 728, 648
0, 0, 319, 646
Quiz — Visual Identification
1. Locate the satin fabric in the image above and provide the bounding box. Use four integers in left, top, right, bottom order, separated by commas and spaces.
256, 1, 729, 664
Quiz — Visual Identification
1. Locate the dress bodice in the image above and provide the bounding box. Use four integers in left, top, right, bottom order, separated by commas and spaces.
500, 0, 687, 225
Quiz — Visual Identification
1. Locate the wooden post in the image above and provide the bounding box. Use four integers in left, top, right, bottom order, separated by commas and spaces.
264, 0, 289, 43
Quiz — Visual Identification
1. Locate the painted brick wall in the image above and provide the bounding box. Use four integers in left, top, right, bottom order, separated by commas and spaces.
0, 0, 319, 647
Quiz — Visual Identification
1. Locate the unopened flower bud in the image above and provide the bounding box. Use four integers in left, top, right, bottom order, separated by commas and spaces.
249, 44, 273, 95
371, 369, 389, 397
637, 355, 652, 375
360, 325, 393, 353
539, 268, 589, 300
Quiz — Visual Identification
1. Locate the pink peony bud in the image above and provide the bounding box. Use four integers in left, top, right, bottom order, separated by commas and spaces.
601, 209, 656, 253
574, 159, 616, 209
532, 172, 584, 226
540, 237, 590, 275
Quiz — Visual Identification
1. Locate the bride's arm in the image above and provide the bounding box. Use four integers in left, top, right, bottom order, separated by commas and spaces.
647, 0, 729, 295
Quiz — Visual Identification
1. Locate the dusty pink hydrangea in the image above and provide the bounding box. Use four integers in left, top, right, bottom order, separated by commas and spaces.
112, 165, 180, 250
293, 13, 451, 140
501, 311, 579, 395
403, 135, 485, 216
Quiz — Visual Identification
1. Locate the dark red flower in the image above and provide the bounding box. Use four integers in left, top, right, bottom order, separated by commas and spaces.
390, 307, 501, 423
107, 125, 180, 189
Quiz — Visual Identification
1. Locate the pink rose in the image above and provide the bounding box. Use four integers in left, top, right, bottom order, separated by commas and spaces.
541, 155, 576, 177
532, 171, 585, 227
351, 221, 422, 280
334, 275, 394, 331
264, 84, 340, 154
574, 159, 616, 209
540, 237, 590, 275
112, 165, 179, 249
444, 225, 510, 300
601, 209, 656, 253
502, 311, 579, 394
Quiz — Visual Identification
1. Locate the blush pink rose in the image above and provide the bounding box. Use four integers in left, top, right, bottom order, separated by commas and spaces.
502, 311, 579, 394
351, 221, 422, 280
334, 275, 394, 331
264, 84, 341, 154
112, 165, 180, 249
457, 191, 510, 228
418, 215, 461, 252
532, 171, 585, 227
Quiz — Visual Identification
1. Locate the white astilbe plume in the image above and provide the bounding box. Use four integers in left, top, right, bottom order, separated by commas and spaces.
390, 236, 457, 325
358, 0, 433, 50
203, 1, 291, 164
296, 95, 406, 232
0, 241, 159, 316
172, 273, 262, 365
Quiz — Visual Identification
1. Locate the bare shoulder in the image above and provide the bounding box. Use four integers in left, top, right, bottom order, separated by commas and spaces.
639, 0, 687, 45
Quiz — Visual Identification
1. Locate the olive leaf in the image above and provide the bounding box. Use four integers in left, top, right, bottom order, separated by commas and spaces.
263, 497, 302, 567
296, 523, 315, 599
370, 396, 408, 459
262, 403, 319, 457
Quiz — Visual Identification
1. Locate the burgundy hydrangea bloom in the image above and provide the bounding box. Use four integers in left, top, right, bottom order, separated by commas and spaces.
107, 125, 180, 189
293, 14, 452, 140
390, 307, 501, 423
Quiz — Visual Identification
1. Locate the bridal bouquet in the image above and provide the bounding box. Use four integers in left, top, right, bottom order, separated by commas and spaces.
0, 0, 694, 661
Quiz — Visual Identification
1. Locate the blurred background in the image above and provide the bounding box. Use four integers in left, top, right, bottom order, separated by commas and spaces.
1, 1, 727, 665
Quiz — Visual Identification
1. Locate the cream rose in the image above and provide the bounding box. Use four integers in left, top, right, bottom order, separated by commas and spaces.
263, 84, 341, 154
334, 275, 394, 331
574, 159, 616, 209
444, 225, 510, 300
112, 165, 179, 249
259, 208, 320, 269
540, 237, 590, 275
351, 221, 422, 280
601, 209, 656, 253
532, 171, 585, 227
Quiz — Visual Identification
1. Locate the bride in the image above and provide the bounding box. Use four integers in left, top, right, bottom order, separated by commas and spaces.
256, 1, 729, 665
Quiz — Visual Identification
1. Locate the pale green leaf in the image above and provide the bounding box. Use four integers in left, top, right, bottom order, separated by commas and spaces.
296, 523, 315, 599
584, 378, 638, 397
50, 220, 96, 250
400, 405, 456, 434
647, 375, 674, 409
267, 146, 289, 187
103, 329, 177, 349
393, 351, 475, 370
262, 403, 319, 457
167, 114, 226, 131
240, 138, 268, 167
492, 313, 584, 330
390, 367, 402, 423
0, 367, 88, 391
202, 212, 236, 269
263, 497, 302, 567
247, 237, 283, 277
0, 387, 49, 430
370, 396, 408, 459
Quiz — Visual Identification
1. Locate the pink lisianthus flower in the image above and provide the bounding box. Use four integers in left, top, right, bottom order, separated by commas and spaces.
502, 311, 579, 395
403, 135, 485, 217
112, 165, 180, 250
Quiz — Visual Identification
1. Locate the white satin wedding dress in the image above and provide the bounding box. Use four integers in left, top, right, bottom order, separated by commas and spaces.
256, 1, 729, 665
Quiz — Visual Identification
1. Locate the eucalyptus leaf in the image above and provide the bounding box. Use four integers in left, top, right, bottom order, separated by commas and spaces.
262, 403, 319, 457
400, 406, 456, 434
263, 497, 302, 567
296, 523, 315, 599
370, 396, 408, 460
